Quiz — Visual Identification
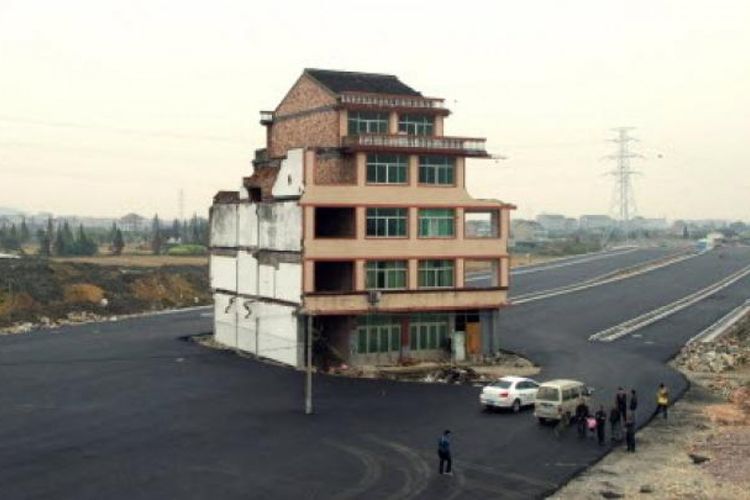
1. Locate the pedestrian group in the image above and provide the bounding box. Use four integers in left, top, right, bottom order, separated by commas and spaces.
437, 382, 670, 476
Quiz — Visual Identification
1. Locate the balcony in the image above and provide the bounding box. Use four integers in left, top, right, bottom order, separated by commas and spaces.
339, 93, 448, 114
342, 134, 489, 157
303, 288, 508, 315
259, 110, 274, 125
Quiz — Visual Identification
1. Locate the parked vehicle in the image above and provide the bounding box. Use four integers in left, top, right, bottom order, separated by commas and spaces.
480, 376, 540, 412
533, 379, 593, 423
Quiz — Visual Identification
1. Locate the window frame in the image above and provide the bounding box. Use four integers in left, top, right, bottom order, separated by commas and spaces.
366, 208, 409, 238
418, 155, 455, 186
365, 260, 408, 290
418, 208, 455, 238
398, 114, 434, 136
418, 259, 455, 288
365, 154, 409, 185
347, 111, 389, 135
356, 317, 401, 355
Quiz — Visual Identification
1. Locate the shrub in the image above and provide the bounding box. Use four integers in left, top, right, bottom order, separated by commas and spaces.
166, 244, 207, 256
63, 283, 105, 304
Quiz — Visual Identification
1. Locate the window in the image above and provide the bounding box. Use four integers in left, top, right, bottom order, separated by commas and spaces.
464, 259, 499, 288
409, 314, 450, 351
464, 210, 500, 238
366, 154, 408, 184
366, 208, 408, 237
418, 209, 454, 237
398, 114, 434, 135
356, 316, 401, 354
366, 261, 407, 290
418, 260, 454, 288
536, 387, 560, 402
419, 156, 455, 185
314, 207, 355, 238
348, 111, 388, 135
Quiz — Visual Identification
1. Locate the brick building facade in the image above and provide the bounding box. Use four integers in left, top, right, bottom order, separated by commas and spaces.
210, 69, 514, 368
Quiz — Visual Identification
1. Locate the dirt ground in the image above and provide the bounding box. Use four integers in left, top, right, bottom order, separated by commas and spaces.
0, 258, 210, 331
51, 254, 208, 267
551, 317, 750, 499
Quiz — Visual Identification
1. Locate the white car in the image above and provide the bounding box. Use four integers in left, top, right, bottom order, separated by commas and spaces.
480, 376, 540, 412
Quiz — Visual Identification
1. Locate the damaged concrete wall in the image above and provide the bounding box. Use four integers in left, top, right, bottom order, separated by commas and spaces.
258, 202, 302, 252
210, 154, 304, 367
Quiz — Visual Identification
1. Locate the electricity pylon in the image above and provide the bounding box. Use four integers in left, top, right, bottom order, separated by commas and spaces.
602, 127, 643, 247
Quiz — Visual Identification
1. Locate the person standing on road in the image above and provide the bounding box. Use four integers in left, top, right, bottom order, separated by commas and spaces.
609, 404, 622, 442
629, 388, 638, 421
625, 414, 636, 452
437, 430, 452, 476
595, 405, 607, 446
575, 399, 589, 439
616, 387, 627, 421
655, 383, 669, 420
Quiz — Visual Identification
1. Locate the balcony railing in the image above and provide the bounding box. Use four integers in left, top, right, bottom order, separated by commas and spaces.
339, 93, 446, 110
342, 134, 488, 157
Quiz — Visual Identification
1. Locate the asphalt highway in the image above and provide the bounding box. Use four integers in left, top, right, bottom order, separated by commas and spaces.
1, 246, 748, 499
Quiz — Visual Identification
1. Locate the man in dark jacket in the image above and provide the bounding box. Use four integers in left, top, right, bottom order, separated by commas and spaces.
629, 388, 638, 421
437, 430, 452, 475
616, 387, 627, 421
609, 404, 622, 441
595, 405, 607, 445
575, 399, 589, 438
625, 415, 636, 452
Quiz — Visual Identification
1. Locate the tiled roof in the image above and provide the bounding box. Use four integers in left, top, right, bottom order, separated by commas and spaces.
305, 68, 421, 96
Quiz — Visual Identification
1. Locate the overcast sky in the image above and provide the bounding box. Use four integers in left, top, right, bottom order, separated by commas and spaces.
1, 0, 748, 221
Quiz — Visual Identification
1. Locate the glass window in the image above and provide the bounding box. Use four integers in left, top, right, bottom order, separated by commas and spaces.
355, 316, 401, 354
419, 156, 455, 185
409, 314, 450, 351
398, 114, 434, 135
366, 260, 407, 289
536, 387, 560, 402
418, 260, 454, 288
348, 111, 389, 135
366, 208, 408, 237
418, 209, 454, 237
366, 154, 408, 184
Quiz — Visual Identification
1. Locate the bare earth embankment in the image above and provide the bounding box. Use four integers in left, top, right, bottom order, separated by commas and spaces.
0, 257, 210, 333
552, 315, 750, 499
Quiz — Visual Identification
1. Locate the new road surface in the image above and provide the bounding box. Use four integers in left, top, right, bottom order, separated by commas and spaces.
1, 246, 748, 499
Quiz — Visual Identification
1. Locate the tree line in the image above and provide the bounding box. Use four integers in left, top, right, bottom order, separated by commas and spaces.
0, 214, 209, 256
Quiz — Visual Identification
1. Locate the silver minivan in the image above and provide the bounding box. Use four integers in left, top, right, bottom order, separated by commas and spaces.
533, 379, 592, 423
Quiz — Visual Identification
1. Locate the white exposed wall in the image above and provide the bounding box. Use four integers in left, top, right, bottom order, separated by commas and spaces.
211, 204, 238, 247
258, 202, 302, 252
276, 263, 302, 304
238, 203, 258, 247
210, 254, 237, 292
272, 148, 304, 198
237, 251, 258, 296
213, 292, 300, 367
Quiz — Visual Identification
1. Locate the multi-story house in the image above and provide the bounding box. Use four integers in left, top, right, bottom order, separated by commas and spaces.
210, 69, 514, 368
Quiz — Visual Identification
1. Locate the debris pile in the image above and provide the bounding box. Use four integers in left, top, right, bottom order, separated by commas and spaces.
675, 340, 747, 373
420, 366, 486, 384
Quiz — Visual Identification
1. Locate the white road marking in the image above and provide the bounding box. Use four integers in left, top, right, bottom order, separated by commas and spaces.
589, 264, 750, 342
513, 252, 697, 305
687, 298, 750, 344
511, 247, 638, 275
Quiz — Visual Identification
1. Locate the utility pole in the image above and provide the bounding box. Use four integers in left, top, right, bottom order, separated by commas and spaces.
603, 127, 643, 246
305, 314, 313, 415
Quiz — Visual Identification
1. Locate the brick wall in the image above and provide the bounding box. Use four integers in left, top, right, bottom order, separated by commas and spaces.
276, 75, 336, 117
314, 155, 357, 185
269, 111, 340, 158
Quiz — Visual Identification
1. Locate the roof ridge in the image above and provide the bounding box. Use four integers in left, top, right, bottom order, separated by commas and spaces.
304, 68, 398, 78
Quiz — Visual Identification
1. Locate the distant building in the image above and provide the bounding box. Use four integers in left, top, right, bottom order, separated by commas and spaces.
579, 214, 614, 231
536, 213, 568, 233
209, 69, 514, 367
510, 219, 547, 246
